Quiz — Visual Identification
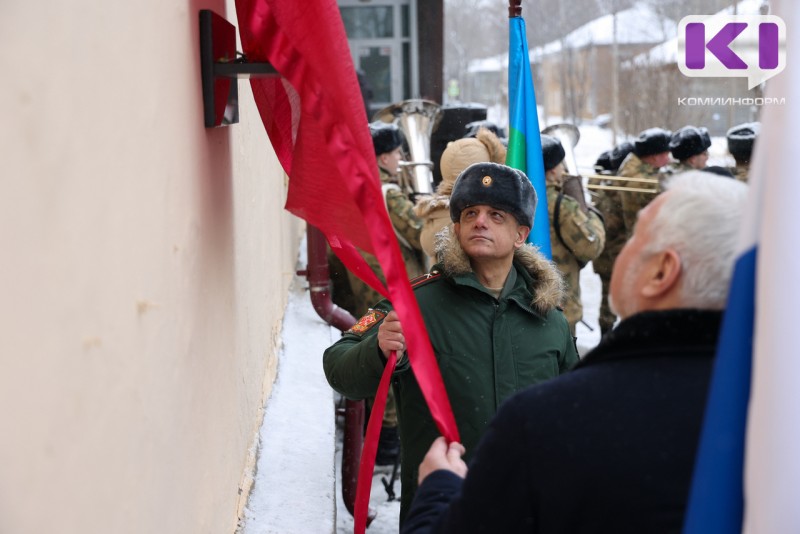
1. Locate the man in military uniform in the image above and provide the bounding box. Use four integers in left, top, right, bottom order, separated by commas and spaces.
617, 127, 671, 239
667, 125, 711, 174
727, 122, 760, 182
328, 121, 426, 466
324, 162, 578, 524
591, 142, 633, 335
541, 134, 606, 335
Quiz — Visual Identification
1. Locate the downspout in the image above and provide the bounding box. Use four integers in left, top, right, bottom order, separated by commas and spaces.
300, 225, 376, 525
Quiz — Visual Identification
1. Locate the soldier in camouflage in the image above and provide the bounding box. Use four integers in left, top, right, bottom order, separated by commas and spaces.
541, 135, 606, 336
341, 122, 426, 318
591, 142, 634, 335
617, 127, 672, 240
727, 122, 760, 183
666, 125, 711, 175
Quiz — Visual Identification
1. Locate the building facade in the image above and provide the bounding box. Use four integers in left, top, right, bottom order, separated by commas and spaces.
2, 2, 305, 532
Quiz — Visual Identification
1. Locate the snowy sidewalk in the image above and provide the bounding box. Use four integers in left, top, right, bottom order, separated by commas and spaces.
239, 240, 340, 534
238, 238, 402, 534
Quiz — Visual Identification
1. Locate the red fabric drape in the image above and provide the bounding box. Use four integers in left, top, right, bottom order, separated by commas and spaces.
232, 1, 459, 531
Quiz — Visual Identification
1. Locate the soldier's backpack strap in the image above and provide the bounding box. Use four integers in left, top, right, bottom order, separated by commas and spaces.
588, 204, 606, 227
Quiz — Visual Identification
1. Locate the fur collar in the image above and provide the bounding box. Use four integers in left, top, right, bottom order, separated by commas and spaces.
434, 226, 565, 314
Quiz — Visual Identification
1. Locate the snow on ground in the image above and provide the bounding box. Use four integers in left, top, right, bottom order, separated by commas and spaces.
334, 406, 403, 533
238, 239, 340, 534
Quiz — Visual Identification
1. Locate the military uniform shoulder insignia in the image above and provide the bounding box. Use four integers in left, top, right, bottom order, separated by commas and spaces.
346, 309, 387, 336
410, 270, 442, 289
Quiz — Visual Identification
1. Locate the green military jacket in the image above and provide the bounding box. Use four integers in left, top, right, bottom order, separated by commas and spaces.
324, 228, 578, 522
546, 184, 606, 334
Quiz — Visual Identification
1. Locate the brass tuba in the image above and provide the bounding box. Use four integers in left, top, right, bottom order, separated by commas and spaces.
373, 99, 442, 198
542, 123, 581, 176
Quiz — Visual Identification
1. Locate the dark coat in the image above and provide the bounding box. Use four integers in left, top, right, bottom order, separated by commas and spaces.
402, 308, 723, 534
324, 229, 577, 523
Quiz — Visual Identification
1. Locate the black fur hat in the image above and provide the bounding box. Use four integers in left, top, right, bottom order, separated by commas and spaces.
596, 141, 636, 172
464, 120, 506, 139
727, 122, 760, 162
595, 150, 613, 171
633, 128, 672, 157
670, 126, 712, 161
449, 162, 537, 227
540, 134, 566, 171
369, 121, 404, 156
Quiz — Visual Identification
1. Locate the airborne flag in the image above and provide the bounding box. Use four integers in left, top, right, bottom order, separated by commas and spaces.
506, 11, 551, 257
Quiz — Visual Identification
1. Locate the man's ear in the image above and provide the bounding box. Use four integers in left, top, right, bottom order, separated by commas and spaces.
514, 225, 531, 248
641, 249, 682, 298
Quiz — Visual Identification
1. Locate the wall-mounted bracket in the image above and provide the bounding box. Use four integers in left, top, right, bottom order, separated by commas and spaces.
199, 9, 278, 128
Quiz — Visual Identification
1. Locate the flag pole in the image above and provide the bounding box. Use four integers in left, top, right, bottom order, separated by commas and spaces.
509, 0, 521, 18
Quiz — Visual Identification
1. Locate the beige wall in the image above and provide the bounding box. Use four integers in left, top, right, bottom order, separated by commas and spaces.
0, 1, 304, 532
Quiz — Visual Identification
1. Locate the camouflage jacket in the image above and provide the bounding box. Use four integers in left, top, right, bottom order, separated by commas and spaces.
617, 153, 664, 239
665, 161, 696, 176
591, 182, 625, 280
343, 167, 425, 317
547, 184, 606, 333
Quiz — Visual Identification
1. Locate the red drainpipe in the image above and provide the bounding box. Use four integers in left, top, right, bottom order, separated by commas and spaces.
300, 225, 376, 525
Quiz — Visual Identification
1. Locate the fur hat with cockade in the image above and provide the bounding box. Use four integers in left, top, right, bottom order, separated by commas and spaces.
449, 162, 537, 227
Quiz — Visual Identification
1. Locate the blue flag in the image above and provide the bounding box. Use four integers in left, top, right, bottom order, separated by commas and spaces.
506, 15, 551, 257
